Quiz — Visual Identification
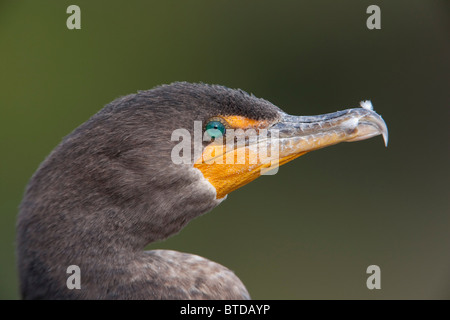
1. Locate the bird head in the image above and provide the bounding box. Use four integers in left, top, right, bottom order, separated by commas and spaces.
18, 82, 387, 247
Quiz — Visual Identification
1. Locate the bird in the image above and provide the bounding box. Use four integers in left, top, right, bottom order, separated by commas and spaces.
16, 82, 388, 299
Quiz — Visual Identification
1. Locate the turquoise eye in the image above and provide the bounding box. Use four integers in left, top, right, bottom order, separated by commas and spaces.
205, 121, 226, 139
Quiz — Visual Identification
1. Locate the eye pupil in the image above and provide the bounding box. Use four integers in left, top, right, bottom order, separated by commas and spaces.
206, 121, 226, 139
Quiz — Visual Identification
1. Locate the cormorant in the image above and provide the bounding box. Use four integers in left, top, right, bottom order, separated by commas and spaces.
17, 82, 387, 299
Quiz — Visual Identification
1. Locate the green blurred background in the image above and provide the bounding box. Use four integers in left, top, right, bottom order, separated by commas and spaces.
1, 0, 449, 299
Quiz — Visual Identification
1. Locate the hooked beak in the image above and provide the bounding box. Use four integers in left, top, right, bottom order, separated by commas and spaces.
194, 101, 388, 199
271, 103, 388, 164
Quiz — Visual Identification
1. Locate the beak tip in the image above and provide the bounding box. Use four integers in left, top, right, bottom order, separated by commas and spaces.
378, 116, 388, 148
361, 101, 388, 147
383, 132, 389, 147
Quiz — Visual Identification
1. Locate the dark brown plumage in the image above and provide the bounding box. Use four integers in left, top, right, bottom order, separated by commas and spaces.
17, 82, 280, 299
17, 82, 387, 299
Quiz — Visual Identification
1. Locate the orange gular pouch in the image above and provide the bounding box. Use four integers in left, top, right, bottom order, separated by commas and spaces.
193, 115, 276, 199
